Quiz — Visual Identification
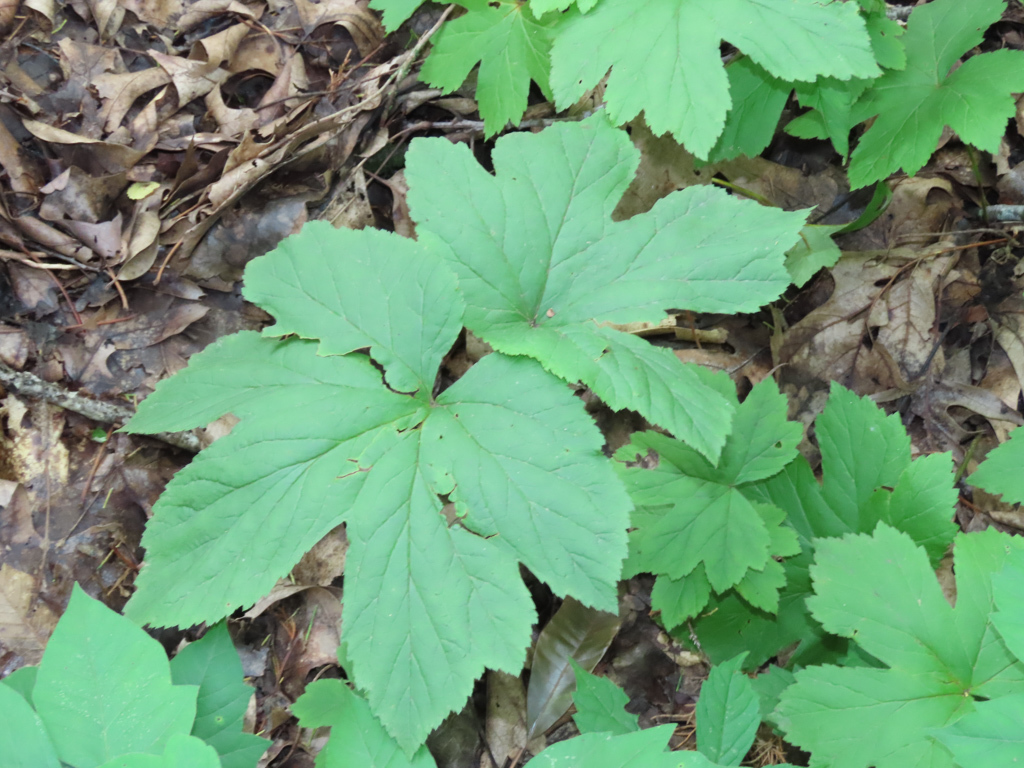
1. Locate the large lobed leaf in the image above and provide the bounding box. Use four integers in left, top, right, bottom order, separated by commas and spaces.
125, 211, 630, 752
619, 378, 802, 624
968, 423, 1024, 504
847, 0, 1024, 188
408, 114, 807, 462
550, 0, 877, 157
691, 383, 959, 668
419, 0, 554, 136
776, 526, 1024, 768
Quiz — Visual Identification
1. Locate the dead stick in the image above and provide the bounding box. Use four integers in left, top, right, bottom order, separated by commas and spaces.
0, 361, 200, 452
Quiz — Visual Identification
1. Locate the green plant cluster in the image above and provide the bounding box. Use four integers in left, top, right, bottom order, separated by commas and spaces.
11, 0, 1024, 766
0, 587, 267, 768
376, 0, 1024, 189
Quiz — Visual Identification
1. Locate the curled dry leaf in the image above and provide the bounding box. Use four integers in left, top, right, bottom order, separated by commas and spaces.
526, 597, 622, 741
0, 564, 60, 667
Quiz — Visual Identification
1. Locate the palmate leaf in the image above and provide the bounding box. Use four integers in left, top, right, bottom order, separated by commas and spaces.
571, 661, 640, 736
847, 0, 1024, 189
527, 726, 709, 768
619, 378, 802, 624
408, 115, 806, 462
33, 586, 198, 768
691, 384, 959, 668
549, 0, 877, 157
776, 526, 1024, 768
169, 623, 267, 768
125, 222, 630, 754
292, 680, 437, 768
968, 424, 1024, 504
419, 0, 554, 136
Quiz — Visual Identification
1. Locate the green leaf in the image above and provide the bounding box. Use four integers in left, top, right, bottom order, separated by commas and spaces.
419, 1, 553, 136
932, 694, 1024, 766
292, 680, 437, 768
749, 665, 795, 722
531, 0, 598, 13
784, 224, 844, 289
124, 332, 426, 626
570, 660, 639, 736
34, 585, 197, 768
776, 526, 1024, 768
407, 113, 807, 461
847, 0, 1024, 189
621, 378, 801, 611
816, 383, 910, 531
526, 598, 621, 739
96, 734, 222, 768
651, 566, 712, 630
696, 654, 760, 766
992, 551, 1024, 663
0, 683, 60, 768
693, 385, 958, 668
706, 57, 791, 164
0, 665, 37, 705
126, 198, 631, 753
969, 425, 1024, 504
368, 0, 428, 32
245, 222, 462, 395
525, 725, 702, 768
170, 623, 267, 768
550, 0, 877, 157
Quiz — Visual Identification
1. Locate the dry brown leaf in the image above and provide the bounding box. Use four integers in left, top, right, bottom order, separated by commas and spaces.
64, 212, 124, 262
776, 251, 903, 395
874, 253, 955, 383
94, 67, 172, 133
39, 167, 128, 224
176, 0, 258, 33
0, 118, 42, 196
2, 395, 70, 519
289, 586, 342, 680
485, 670, 529, 767
23, 0, 55, 24
119, 208, 162, 280
149, 50, 232, 105
0, 325, 29, 369
21, 120, 145, 174
86, 0, 125, 38
205, 87, 260, 136
0, 563, 60, 665
322, 166, 374, 230
120, 0, 183, 27
293, 0, 383, 54
8, 262, 59, 315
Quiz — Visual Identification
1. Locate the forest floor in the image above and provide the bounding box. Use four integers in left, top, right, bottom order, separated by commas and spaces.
2, 1, 1024, 767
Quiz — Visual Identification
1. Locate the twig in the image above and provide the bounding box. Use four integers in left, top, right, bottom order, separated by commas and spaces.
0, 361, 200, 452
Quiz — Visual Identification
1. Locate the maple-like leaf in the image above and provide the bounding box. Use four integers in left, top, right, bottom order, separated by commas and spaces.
419, 0, 554, 136
32, 586, 198, 768
292, 680, 437, 768
933, 550, 1024, 764
968, 424, 1024, 504
124, 222, 630, 753
847, 0, 1024, 189
619, 378, 802, 623
408, 114, 807, 461
169, 623, 268, 768
571, 661, 640, 737
549, 0, 878, 157
367, 0, 428, 31
691, 383, 959, 668
776, 526, 1024, 768
527, 726, 708, 768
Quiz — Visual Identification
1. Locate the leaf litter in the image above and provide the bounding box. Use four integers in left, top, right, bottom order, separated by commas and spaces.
3, 0, 1024, 766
